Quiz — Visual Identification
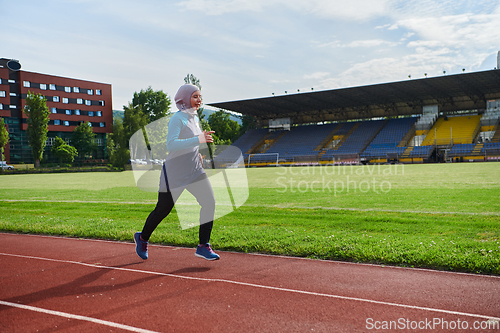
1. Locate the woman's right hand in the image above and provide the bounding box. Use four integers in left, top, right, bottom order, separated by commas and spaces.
198, 131, 215, 144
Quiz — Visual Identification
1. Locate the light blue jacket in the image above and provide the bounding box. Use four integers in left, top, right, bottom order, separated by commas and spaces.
160, 111, 205, 191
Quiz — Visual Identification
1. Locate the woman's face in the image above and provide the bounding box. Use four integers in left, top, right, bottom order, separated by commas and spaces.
190, 91, 202, 110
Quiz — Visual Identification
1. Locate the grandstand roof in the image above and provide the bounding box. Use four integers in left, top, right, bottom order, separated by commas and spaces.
208, 69, 500, 125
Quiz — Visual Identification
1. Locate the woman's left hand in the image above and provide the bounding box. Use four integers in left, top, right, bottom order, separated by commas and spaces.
198, 131, 215, 144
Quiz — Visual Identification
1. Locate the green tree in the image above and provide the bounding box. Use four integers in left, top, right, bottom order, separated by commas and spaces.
132, 86, 171, 123
0, 118, 9, 167
122, 87, 170, 167
184, 73, 201, 90
198, 111, 212, 132
51, 136, 77, 164
107, 117, 129, 169
106, 132, 116, 163
72, 122, 97, 160
24, 91, 50, 168
239, 114, 257, 136
123, 102, 148, 148
208, 110, 241, 144
110, 117, 127, 150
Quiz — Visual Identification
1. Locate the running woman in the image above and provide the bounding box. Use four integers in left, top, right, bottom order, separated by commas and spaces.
134, 84, 219, 260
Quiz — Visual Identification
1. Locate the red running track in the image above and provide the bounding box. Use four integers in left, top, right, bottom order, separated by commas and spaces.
0, 233, 499, 332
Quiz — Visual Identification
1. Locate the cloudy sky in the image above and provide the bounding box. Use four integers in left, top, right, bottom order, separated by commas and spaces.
2, 0, 500, 111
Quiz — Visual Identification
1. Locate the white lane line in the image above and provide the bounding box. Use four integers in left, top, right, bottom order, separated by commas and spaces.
0, 300, 159, 333
2, 252, 499, 322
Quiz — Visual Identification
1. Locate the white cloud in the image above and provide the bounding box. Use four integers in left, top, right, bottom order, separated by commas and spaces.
346, 39, 398, 48
303, 72, 330, 80
400, 32, 415, 41
311, 39, 398, 49
317, 57, 404, 90
176, 0, 265, 15
311, 40, 342, 48
177, 0, 392, 20
303, 0, 392, 20
405, 15, 498, 69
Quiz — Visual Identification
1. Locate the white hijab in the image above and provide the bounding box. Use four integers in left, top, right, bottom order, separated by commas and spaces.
174, 84, 200, 116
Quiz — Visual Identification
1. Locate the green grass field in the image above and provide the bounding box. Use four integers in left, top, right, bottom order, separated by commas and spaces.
1, 163, 499, 274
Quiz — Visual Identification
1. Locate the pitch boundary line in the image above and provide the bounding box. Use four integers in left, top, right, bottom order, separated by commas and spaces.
2, 252, 499, 322
0, 300, 159, 333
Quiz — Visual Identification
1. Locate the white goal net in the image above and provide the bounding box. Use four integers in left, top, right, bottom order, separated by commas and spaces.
247, 153, 279, 167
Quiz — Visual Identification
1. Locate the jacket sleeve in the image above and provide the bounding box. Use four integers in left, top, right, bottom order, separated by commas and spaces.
166, 114, 200, 152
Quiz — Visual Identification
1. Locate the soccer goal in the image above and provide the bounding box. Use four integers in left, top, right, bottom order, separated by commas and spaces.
247, 153, 279, 167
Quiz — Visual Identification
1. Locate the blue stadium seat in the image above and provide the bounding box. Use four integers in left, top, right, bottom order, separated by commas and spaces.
264, 123, 338, 160
360, 117, 417, 158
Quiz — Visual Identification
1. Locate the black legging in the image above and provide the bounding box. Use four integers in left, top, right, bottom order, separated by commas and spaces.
141, 173, 215, 244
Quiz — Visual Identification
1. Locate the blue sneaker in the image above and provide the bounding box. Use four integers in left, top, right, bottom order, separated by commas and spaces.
134, 232, 148, 260
195, 243, 220, 260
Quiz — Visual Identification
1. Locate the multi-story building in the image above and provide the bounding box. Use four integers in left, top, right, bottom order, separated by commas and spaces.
0, 58, 113, 164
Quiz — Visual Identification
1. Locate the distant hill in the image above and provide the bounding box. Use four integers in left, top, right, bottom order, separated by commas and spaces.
113, 110, 124, 123
201, 106, 242, 124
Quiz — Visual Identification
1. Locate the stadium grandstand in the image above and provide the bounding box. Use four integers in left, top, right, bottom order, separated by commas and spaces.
209, 60, 500, 166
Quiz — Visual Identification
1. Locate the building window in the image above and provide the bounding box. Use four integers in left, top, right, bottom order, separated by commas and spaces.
40, 83, 47, 90
74, 87, 80, 93
89, 111, 94, 117
23, 81, 30, 87
63, 97, 69, 104
9, 105, 16, 109
99, 122, 105, 128
87, 89, 94, 95
96, 89, 102, 95
66, 109, 71, 115
10, 92, 16, 96
96, 111, 102, 117
53, 96, 60, 102
75, 109, 80, 115
46, 137, 56, 146
54, 120, 61, 125
85, 100, 91, 106
49, 84, 56, 90
65, 87, 71, 93
0, 104, 3, 110
8, 79, 15, 84
96, 138, 103, 146
77, 98, 83, 104
51, 107, 57, 113
98, 100, 105, 106
0, 91, 5, 97
64, 121, 70, 126
88, 122, 92, 127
